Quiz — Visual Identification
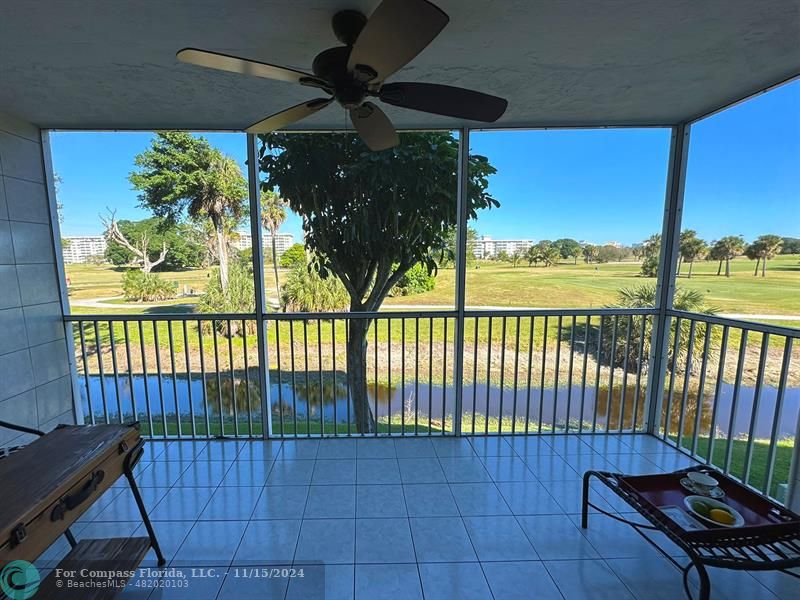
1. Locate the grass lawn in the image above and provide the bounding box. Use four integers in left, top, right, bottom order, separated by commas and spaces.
67, 255, 800, 320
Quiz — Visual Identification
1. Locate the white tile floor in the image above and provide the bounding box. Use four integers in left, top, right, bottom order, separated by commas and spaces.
38, 434, 799, 599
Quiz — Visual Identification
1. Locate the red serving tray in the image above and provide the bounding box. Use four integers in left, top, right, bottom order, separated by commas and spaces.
617, 470, 800, 543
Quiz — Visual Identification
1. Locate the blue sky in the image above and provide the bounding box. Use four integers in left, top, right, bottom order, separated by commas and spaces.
52, 79, 799, 245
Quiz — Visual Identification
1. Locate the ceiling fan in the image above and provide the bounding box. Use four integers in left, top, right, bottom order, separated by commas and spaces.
176, 0, 508, 151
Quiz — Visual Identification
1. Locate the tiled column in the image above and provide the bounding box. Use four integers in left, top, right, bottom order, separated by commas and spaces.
0, 113, 75, 446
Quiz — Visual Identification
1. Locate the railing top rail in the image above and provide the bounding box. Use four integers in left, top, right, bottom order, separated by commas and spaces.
65, 312, 255, 322
463, 307, 656, 318
667, 309, 800, 338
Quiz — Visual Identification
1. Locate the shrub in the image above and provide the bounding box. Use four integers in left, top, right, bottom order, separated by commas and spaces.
197, 263, 256, 335
390, 263, 436, 296
640, 255, 659, 277
279, 243, 307, 269
595, 284, 718, 374
121, 270, 177, 302
281, 266, 349, 312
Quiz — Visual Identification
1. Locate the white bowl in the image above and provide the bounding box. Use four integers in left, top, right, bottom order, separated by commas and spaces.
687, 471, 719, 489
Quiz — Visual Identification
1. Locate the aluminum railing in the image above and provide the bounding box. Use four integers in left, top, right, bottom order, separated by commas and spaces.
656, 311, 799, 501
65, 307, 655, 439
65, 307, 798, 502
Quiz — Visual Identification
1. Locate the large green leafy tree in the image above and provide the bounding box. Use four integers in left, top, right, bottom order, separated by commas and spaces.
712, 235, 745, 277
258, 132, 498, 432
129, 132, 248, 292
105, 218, 204, 271
554, 238, 582, 264
678, 231, 707, 278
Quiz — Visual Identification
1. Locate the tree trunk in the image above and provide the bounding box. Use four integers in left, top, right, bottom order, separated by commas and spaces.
271, 236, 281, 307
687, 259, 694, 278
716, 260, 722, 276
213, 215, 230, 292
725, 258, 731, 277
347, 318, 376, 433
754, 258, 760, 276
762, 258, 767, 277
677, 256, 682, 276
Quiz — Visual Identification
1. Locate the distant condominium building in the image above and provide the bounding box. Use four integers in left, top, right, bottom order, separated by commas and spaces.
232, 232, 295, 257
61, 236, 107, 263
473, 236, 534, 259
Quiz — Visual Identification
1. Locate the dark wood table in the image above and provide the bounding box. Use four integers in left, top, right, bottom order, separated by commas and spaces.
583, 466, 800, 600
0, 422, 165, 599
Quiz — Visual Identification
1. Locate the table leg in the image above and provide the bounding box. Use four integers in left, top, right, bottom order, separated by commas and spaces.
581, 470, 592, 528
123, 444, 167, 566
682, 560, 710, 600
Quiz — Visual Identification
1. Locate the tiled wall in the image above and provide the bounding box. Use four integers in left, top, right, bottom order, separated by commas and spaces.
0, 113, 74, 446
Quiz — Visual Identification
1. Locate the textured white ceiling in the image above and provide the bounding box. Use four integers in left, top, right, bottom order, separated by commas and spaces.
1, 0, 798, 130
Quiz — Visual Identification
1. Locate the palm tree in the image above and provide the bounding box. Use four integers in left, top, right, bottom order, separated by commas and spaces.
260, 190, 287, 300
746, 235, 783, 277
717, 235, 745, 277
754, 234, 783, 277
680, 235, 707, 278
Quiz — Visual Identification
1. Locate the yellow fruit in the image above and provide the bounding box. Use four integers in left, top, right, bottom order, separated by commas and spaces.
708, 508, 735, 525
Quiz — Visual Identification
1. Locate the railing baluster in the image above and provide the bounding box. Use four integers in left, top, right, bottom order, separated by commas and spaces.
275, 319, 285, 437
724, 330, 749, 474
663, 317, 683, 440
388, 317, 393, 435
212, 323, 224, 437
108, 321, 122, 423
676, 319, 696, 449
706, 325, 729, 466
93, 320, 109, 425
538, 316, 548, 434
415, 317, 420, 436
401, 318, 405, 435
78, 323, 94, 425
604, 315, 618, 432
303, 319, 311, 437
345, 320, 352, 436
764, 337, 793, 497
183, 320, 196, 438
139, 321, 153, 437
332, 319, 338, 437
442, 317, 448, 435
317, 319, 324, 436
579, 316, 590, 434
472, 317, 478, 435
565, 316, 576, 434
167, 321, 181, 438
152, 322, 167, 436
485, 316, 492, 435
498, 316, 507, 435
227, 320, 238, 437
512, 316, 521, 435
123, 322, 137, 426
197, 320, 210, 438
619, 314, 633, 433
242, 319, 253, 437
374, 318, 379, 437
691, 323, 712, 457
743, 333, 769, 486
632, 315, 647, 431
428, 316, 434, 436
592, 316, 603, 433
524, 316, 535, 435
552, 316, 562, 434
289, 320, 298, 436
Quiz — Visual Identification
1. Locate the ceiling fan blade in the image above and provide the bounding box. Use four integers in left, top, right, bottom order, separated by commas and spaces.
379, 82, 508, 122
246, 98, 333, 133
177, 48, 330, 89
350, 102, 399, 151
347, 0, 449, 82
